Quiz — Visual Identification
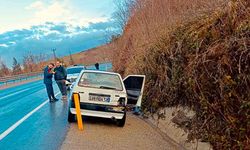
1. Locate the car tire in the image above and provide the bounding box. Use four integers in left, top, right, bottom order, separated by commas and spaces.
68, 109, 76, 122
117, 112, 126, 127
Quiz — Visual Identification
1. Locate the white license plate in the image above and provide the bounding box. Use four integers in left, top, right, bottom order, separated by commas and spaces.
89, 95, 110, 102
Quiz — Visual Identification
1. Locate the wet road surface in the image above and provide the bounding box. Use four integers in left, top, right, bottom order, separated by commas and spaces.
0, 80, 69, 150
0, 80, 178, 150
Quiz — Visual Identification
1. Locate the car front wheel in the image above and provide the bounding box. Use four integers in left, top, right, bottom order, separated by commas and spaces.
117, 112, 126, 127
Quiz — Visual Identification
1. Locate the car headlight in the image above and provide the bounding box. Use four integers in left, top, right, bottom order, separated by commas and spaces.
118, 97, 126, 106
70, 78, 76, 82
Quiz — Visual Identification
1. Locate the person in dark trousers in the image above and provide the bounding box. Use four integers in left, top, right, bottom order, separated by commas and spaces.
44, 63, 58, 102
95, 63, 99, 70
54, 61, 67, 100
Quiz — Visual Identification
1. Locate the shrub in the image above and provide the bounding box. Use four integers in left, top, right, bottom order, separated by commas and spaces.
112, 0, 250, 149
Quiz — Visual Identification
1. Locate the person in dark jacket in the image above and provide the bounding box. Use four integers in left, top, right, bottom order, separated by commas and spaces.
95, 63, 99, 70
54, 61, 67, 100
44, 63, 58, 102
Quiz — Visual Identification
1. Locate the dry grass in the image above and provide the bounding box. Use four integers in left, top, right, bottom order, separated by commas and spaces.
112, 0, 228, 75
111, 0, 250, 149
35, 44, 114, 70
61, 44, 114, 66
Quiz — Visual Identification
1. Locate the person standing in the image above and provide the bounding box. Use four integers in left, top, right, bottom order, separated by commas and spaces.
54, 61, 67, 100
95, 63, 99, 70
44, 63, 58, 102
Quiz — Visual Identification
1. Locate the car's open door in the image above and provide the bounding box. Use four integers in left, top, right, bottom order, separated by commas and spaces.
123, 75, 145, 107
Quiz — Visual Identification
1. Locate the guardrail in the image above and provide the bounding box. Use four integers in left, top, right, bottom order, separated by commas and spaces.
0, 72, 43, 86
0, 62, 113, 87
85, 62, 112, 71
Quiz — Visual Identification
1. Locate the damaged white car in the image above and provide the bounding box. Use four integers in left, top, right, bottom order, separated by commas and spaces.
68, 70, 145, 127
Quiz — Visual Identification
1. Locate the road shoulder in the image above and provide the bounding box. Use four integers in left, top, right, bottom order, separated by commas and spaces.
61, 113, 177, 150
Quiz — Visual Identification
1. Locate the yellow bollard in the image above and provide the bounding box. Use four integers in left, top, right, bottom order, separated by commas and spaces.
73, 93, 84, 131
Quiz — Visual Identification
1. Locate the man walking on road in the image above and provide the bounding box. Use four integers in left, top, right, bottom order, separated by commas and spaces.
44, 63, 58, 102
54, 61, 67, 100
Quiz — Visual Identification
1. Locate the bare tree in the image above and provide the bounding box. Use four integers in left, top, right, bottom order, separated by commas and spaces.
0, 58, 10, 77
12, 57, 22, 75
112, 0, 135, 31
23, 52, 36, 72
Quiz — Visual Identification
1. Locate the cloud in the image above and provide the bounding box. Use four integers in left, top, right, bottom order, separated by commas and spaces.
26, 1, 70, 25
0, 0, 115, 34
0, 44, 8, 47
25, 1, 44, 10
25, 0, 109, 28
0, 20, 117, 66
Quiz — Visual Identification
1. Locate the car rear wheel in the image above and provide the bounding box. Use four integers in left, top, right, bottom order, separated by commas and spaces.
68, 109, 76, 122
117, 112, 126, 127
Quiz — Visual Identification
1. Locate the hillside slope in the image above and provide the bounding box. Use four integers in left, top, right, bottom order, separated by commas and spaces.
50, 0, 249, 148
108, 0, 250, 149
58, 44, 113, 66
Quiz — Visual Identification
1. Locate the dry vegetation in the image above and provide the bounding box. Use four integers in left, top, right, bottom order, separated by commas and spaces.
110, 0, 250, 149
0, 53, 48, 77
61, 44, 113, 66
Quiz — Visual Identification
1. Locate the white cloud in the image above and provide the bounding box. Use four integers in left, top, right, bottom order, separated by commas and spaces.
25, 1, 44, 10
31, 1, 70, 23
0, 44, 8, 47
26, 1, 109, 29
0, 0, 113, 34
9, 41, 16, 45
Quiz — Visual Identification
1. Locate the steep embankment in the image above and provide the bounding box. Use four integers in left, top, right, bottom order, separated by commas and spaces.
109, 0, 249, 149
61, 44, 113, 66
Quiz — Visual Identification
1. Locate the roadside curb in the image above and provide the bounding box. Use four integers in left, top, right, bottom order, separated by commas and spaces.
137, 115, 188, 150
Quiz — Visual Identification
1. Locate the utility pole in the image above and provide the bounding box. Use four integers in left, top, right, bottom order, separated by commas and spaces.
69, 50, 74, 65
52, 48, 57, 63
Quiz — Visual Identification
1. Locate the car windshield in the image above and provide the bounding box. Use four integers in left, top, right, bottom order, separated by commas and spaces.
67, 67, 84, 74
78, 72, 123, 91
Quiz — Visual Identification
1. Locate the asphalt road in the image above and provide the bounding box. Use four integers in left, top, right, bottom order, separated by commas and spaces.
0, 80, 69, 150
0, 80, 178, 150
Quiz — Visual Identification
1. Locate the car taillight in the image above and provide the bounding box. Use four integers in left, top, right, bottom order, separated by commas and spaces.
118, 97, 126, 106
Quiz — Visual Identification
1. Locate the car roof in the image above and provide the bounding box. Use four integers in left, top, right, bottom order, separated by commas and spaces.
67, 66, 85, 69
82, 69, 119, 75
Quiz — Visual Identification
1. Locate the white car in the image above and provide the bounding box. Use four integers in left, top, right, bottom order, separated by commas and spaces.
68, 70, 145, 127
66, 66, 85, 89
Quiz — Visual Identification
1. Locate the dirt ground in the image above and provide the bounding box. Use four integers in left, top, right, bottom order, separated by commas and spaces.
146, 107, 212, 150
60, 113, 180, 150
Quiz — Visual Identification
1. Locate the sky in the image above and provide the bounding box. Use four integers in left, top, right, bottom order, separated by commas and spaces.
0, 0, 119, 66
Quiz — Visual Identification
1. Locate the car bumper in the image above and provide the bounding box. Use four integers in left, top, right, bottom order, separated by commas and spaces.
70, 108, 124, 119
70, 102, 125, 119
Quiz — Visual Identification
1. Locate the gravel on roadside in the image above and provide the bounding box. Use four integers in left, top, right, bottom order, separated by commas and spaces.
61, 113, 177, 150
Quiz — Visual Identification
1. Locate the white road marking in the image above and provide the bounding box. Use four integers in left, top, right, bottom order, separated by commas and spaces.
0, 92, 60, 141
0, 88, 31, 100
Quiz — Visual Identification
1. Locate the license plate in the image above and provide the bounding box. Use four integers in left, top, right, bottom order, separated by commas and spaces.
89, 95, 110, 102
